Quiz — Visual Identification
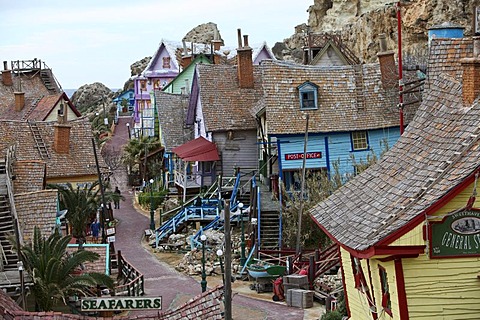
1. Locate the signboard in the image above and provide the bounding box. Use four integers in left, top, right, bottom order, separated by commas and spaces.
430, 209, 480, 258
284, 152, 322, 161
106, 227, 116, 236
107, 235, 115, 243
81, 297, 162, 311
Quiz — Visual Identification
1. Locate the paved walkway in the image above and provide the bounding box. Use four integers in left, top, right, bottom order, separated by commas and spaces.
104, 117, 313, 319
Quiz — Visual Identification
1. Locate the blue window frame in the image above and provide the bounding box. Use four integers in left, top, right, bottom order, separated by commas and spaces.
297, 82, 319, 110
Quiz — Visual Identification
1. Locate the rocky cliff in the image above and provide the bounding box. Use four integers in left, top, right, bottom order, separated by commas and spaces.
71, 82, 116, 114
282, 0, 478, 65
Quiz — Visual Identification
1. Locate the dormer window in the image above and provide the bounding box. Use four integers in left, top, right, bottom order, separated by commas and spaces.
163, 57, 171, 68
298, 81, 319, 110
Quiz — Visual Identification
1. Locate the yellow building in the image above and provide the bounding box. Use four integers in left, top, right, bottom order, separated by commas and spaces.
310, 37, 480, 319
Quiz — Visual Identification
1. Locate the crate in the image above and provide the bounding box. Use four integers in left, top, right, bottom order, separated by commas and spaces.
284, 274, 309, 285
286, 289, 314, 309
284, 282, 309, 292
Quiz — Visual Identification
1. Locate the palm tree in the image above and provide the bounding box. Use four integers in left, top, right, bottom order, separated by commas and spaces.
19, 227, 114, 311
52, 182, 124, 246
122, 135, 162, 180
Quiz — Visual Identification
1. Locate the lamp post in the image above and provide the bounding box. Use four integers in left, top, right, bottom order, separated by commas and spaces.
200, 234, 208, 292
216, 249, 225, 285
126, 123, 131, 140
238, 202, 246, 267
17, 261, 25, 310
149, 179, 155, 230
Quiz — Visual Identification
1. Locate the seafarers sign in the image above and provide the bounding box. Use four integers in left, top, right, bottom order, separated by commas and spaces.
430, 209, 480, 258
284, 152, 322, 161
81, 297, 162, 311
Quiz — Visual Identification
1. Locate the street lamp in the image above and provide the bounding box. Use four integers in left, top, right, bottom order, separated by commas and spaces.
216, 249, 225, 286
200, 234, 208, 292
238, 202, 246, 267
126, 123, 131, 140
149, 179, 155, 230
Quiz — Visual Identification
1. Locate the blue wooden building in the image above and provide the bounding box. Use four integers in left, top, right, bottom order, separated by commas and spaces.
258, 43, 423, 190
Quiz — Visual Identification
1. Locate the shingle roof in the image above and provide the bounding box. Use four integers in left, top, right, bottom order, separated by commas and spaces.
310, 72, 480, 252
262, 60, 418, 135
0, 117, 104, 180
426, 38, 473, 88
196, 64, 263, 132
155, 91, 192, 151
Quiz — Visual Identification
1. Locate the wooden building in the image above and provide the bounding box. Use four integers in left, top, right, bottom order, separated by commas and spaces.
309, 36, 480, 319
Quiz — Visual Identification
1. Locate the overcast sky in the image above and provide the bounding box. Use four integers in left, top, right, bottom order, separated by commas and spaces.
0, 0, 311, 89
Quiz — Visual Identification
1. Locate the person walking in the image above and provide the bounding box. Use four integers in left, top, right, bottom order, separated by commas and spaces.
91, 219, 100, 243
114, 186, 121, 209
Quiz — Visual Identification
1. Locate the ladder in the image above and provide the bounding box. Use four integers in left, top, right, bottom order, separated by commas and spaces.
28, 121, 50, 159
353, 65, 365, 111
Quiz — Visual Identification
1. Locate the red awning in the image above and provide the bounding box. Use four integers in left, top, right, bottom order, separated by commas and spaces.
172, 137, 220, 161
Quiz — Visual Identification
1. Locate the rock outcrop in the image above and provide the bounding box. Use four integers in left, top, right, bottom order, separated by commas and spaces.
71, 82, 115, 114
282, 0, 477, 65
182, 22, 223, 44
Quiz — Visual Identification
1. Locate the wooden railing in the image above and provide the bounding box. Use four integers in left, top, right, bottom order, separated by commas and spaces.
257, 244, 340, 290
5, 145, 23, 247
114, 250, 144, 296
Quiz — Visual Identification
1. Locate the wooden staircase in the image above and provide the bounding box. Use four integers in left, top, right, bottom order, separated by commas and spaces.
28, 121, 50, 159
260, 211, 280, 250
0, 161, 18, 271
40, 69, 59, 93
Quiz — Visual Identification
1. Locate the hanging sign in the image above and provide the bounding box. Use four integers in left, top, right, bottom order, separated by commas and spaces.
430, 209, 480, 258
284, 152, 322, 161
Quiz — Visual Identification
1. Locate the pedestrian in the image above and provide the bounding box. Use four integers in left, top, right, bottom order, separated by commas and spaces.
91, 219, 100, 243
114, 186, 121, 209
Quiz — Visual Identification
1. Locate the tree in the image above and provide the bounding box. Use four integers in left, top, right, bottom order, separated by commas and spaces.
122, 135, 162, 180
51, 182, 124, 246
19, 227, 114, 311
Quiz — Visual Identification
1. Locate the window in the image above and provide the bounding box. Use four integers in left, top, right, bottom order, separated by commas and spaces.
162, 57, 171, 68
379, 266, 392, 316
351, 131, 368, 150
297, 82, 319, 110
140, 81, 147, 90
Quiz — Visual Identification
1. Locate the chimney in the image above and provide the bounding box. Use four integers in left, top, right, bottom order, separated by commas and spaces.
236, 29, 254, 89
461, 36, 480, 105
14, 92, 25, 111
2, 61, 13, 86
212, 29, 222, 51
181, 40, 193, 68
57, 102, 67, 123
53, 122, 71, 154
377, 34, 397, 90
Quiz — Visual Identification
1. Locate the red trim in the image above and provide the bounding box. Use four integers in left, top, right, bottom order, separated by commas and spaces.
377, 254, 419, 262
339, 247, 351, 318
395, 259, 409, 320
377, 173, 477, 247
367, 260, 378, 319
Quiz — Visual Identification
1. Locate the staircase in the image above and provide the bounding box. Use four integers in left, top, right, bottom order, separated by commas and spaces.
259, 211, 280, 250
28, 121, 50, 159
0, 161, 18, 271
40, 69, 59, 93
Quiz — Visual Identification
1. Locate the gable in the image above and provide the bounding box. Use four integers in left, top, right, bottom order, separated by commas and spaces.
311, 41, 350, 66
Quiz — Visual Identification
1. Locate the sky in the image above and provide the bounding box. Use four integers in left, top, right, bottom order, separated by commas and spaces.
0, 0, 311, 90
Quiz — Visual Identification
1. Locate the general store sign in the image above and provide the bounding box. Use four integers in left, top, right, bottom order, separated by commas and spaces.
284, 152, 322, 161
81, 297, 162, 311
430, 209, 480, 258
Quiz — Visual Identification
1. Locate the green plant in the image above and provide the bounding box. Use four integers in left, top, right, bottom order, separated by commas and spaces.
19, 227, 114, 311
138, 189, 168, 210
321, 310, 344, 320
